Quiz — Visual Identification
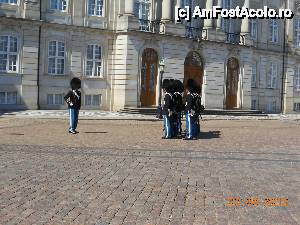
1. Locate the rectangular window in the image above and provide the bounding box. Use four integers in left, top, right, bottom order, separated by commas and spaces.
48, 41, 65, 75
222, 0, 231, 32
88, 0, 104, 16
50, 0, 67, 11
0, 92, 17, 104
267, 63, 278, 89
135, 0, 151, 31
85, 94, 101, 106
294, 103, 300, 111
251, 99, 257, 110
251, 62, 257, 88
47, 94, 64, 105
0, 35, 18, 72
295, 67, 300, 91
86, 44, 102, 77
249, 19, 257, 39
0, 0, 17, 4
294, 19, 300, 46
270, 19, 279, 43
267, 101, 276, 113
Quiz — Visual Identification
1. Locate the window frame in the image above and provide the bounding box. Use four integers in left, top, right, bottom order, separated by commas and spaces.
269, 19, 279, 43
267, 62, 278, 89
137, 0, 151, 20
294, 18, 300, 47
0, 0, 18, 5
47, 40, 66, 76
295, 67, 300, 91
294, 102, 300, 111
87, 0, 105, 17
84, 94, 102, 106
251, 62, 258, 88
49, 0, 68, 12
85, 44, 103, 78
47, 93, 64, 106
0, 91, 17, 105
135, 0, 152, 31
221, 0, 232, 33
267, 100, 277, 113
251, 99, 257, 110
0, 35, 19, 73
249, 19, 258, 39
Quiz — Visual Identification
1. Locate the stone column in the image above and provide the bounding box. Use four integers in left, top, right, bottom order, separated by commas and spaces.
216, 0, 222, 30
125, 0, 135, 15
162, 0, 172, 21
241, 0, 250, 34
204, 0, 214, 28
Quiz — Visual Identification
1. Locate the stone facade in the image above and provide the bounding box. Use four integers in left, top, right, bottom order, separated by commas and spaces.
0, 0, 300, 113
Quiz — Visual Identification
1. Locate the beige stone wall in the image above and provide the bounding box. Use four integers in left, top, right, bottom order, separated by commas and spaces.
0, 19, 39, 110
38, 25, 110, 110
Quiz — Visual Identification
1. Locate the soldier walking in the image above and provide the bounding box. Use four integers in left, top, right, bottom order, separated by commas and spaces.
64, 78, 81, 134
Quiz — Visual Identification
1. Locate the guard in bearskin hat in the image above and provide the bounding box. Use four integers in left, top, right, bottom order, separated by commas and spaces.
173, 80, 184, 137
162, 79, 174, 139
184, 79, 199, 140
64, 78, 81, 134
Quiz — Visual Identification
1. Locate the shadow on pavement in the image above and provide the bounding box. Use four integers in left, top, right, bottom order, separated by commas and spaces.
84, 131, 108, 134
199, 131, 221, 139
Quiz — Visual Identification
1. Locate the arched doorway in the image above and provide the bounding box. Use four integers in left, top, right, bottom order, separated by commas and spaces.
184, 51, 203, 95
140, 48, 158, 107
226, 57, 240, 109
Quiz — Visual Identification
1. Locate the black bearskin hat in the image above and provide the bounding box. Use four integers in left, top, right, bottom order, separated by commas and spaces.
176, 80, 184, 93
186, 79, 197, 92
70, 78, 81, 90
169, 79, 176, 93
162, 79, 171, 92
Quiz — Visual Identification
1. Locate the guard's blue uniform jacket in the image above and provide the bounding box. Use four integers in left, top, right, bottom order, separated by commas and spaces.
185, 92, 200, 139
162, 92, 174, 138
64, 89, 81, 132
174, 92, 183, 135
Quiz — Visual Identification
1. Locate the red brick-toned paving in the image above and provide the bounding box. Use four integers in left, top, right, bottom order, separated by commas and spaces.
0, 118, 299, 225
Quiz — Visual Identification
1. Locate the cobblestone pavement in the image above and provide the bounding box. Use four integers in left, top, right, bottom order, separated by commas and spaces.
0, 118, 300, 225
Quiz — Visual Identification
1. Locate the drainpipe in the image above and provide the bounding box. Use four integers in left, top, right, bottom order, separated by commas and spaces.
37, 1, 42, 110
37, 26, 41, 110
280, 0, 287, 114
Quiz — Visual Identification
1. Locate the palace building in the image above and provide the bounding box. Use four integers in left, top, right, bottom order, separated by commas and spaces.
0, 0, 300, 113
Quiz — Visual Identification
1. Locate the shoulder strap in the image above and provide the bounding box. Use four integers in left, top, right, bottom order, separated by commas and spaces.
73, 90, 80, 99
166, 93, 173, 99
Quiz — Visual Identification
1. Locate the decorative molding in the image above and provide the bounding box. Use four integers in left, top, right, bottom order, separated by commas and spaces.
227, 46, 240, 57
188, 40, 203, 52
